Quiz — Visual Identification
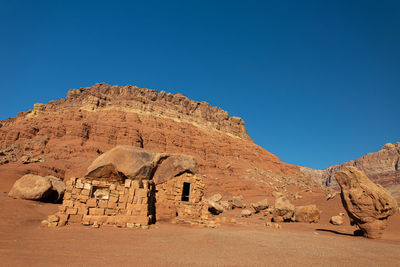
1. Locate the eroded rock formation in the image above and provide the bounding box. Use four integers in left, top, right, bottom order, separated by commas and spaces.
300, 142, 400, 190
0, 83, 318, 198
335, 166, 398, 239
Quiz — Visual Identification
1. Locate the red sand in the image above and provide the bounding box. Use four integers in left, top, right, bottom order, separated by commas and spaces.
1, 192, 399, 267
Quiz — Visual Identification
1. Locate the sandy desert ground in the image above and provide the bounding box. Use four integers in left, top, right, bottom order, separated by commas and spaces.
1, 190, 399, 267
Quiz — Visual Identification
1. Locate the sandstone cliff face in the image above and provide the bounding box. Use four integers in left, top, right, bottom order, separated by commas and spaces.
0, 83, 319, 197
300, 142, 400, 190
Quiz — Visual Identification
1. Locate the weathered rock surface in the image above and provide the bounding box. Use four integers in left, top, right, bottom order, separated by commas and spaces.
207, 200, 225, 215
300, 142, 400, 189
273, 197, 295, 222
8, 174, 65, 202
208, 193, 222, 203
335, 166, 398, 238
251, 199, 269, 213
0, 83, 319, 198
293, 204, 320, 223
231, 196, 246, 209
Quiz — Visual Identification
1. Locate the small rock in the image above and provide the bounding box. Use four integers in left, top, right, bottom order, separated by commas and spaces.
208, 193, 222, 203
220, 200, 230, 210
273, 197, 295, 221
47, 214, 60, 223
231, 196, 246, 209
241, 209, 252, 217
251, 199, 269, 213
293, 205, 320, 223
207, 200, 225, 215
330, 215, 344, 225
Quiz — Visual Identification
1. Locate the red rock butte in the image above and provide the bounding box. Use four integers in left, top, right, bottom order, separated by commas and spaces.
0, 83, 319, 197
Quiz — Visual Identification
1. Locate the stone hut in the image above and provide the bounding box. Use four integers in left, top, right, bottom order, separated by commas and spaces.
46, 146, 208, 228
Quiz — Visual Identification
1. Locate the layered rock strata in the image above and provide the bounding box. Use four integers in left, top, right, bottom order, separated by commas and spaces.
0, 83, 318, 198
301, 142, 400, 189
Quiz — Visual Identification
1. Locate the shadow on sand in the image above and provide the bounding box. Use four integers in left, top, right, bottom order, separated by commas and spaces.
315, 229, 363, 237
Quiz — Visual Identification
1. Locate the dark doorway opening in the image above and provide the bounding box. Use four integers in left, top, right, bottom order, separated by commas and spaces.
181, 182, 191, 202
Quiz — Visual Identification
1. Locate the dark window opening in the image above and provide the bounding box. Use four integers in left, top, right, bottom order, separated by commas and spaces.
181, 182, 191, 202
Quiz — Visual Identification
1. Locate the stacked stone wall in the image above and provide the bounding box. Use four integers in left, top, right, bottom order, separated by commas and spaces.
46, 177, 152, 228
156, 173, 208, 223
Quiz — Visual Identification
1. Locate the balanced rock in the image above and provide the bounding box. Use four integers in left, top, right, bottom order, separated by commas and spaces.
86, 145, 198, 184
293, 204, 320, 223
8, 174, 65, 202
335, 166, 398, 239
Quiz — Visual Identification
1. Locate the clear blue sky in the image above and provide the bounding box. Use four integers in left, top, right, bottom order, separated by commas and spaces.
1, 1, 399, 169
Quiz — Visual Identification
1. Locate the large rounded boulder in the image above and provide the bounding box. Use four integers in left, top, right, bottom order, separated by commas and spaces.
8, 174, 65, 202
86, 145, 158, 180
86, 145, 198, 183
335, 166, 398, 238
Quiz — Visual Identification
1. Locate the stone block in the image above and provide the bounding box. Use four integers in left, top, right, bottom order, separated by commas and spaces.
72, 188, 82, 195
66, 208, 78, 215
86, 198, 97, 207
107, 202, 117, 209
105, 209, 117, 215
126, 203, 135, 210
90, 216, 107, 224
89, 208, 105, 215
59, 214, 68, 222
118, 209, 127, 215
48, 222, 58, 227
98, 200, 108, 208
63, 192, 72, 200
69, 214, 83, 223
77, 194, 89, 202
77, 207, 88, 215
109, 195, 118, 203
107, 184, 115, 190
92, 180, 100, 186
81, 189, 90, 196
58, 205, 66, 212
48, 214, 59, 222
106, 216, 116, 224
125, 179, 132, 188
82, 215, 91, 225
119, 195, 128, 203
76, 180, 84, 189
84, 183, 92, 190
137, 189, 147, 198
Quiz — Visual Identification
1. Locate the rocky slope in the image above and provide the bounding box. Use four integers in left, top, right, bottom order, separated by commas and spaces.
0, 83, 320, 198
300, 142, 400, 189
